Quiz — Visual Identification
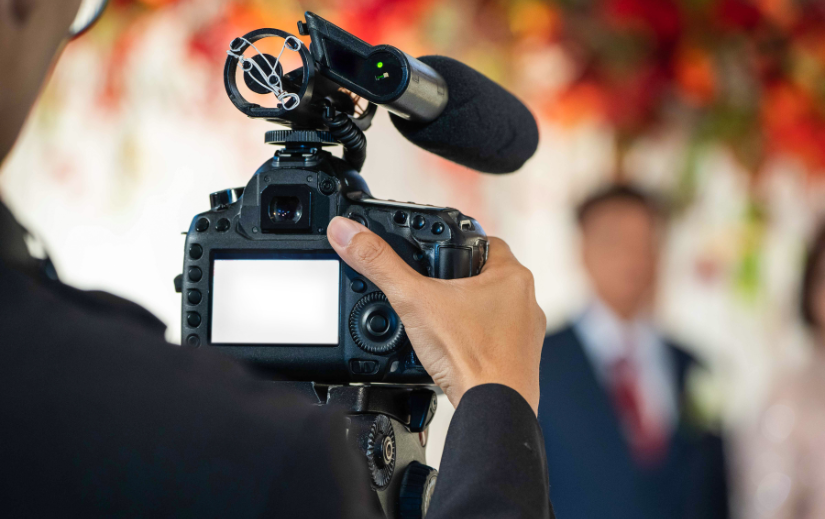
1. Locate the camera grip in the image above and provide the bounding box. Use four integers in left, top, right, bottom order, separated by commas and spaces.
434, 246, 473, 279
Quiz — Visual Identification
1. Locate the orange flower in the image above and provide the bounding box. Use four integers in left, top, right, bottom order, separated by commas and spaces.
755, 0, 797, 28
763, 83, 825, 170
544, 82, 608, 126
134, 0, 180, 7
675, 46, 716, 107
510, 1, 560, 42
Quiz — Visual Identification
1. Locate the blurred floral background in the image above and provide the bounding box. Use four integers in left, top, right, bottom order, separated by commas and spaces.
4, 0, 825, 514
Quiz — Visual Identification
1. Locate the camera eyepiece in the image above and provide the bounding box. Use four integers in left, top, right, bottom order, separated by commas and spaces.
270, 196, 303, 223
259, 185, 312, 232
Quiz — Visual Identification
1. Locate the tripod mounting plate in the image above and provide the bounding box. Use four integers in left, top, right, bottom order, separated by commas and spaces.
326, 385, 437, 433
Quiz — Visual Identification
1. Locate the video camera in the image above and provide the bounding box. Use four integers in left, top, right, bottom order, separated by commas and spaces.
177, 13, 487, 384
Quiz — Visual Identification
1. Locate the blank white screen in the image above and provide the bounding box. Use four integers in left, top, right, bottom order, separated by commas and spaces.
211, 259, 340, 344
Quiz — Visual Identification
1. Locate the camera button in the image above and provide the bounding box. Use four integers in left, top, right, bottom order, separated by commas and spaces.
216, 218, 230, 232
319, 178, 337, 195
350, 292, 406, 354
188, 244, 203, 260
195, 218, 209, 232
432, 222, 445, 235
350, 360, 378, 375
186, 312, 201, 328
187, 289, 202, 305
187, 267, 202, 282
412, 215, 426, 230
348, 214, 368, 227
186, 334, 201, 348
367, 314, 390, 336
351, 279, 367, 293
393, 211, 408, 225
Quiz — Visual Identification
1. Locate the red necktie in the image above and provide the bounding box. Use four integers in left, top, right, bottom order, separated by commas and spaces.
609, 345, 668, 466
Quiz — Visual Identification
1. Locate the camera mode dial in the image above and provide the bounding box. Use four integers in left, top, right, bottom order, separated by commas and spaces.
349, 292, 406, 354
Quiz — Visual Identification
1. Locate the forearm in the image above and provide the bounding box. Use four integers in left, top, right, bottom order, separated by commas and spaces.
426, 384, 554, 519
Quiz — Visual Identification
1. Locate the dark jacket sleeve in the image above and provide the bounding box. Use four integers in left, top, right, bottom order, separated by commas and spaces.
426, 384, 555, 519
311, 383, 556, 519
1, 261, 554, 518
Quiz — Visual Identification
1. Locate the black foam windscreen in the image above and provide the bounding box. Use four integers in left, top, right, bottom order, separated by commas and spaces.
390, 56, 539, 174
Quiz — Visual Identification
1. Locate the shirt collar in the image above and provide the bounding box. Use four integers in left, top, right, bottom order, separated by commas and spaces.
0, 199, 57, 280
574, 297, 660, 369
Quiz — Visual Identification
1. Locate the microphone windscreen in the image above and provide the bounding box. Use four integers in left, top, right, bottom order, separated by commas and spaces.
390, 56, 539, 174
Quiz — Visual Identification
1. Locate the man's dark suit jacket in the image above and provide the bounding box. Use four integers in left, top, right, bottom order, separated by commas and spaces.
538, 325, 728, 519
0, 202, 554, 518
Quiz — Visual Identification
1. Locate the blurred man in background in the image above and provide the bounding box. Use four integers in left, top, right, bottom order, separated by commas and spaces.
538, 185, 729, 519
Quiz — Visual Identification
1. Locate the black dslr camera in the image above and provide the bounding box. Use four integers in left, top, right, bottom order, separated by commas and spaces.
178, 13, 487, 384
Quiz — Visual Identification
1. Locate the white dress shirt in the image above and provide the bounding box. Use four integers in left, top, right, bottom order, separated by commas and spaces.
573, 299, 679, 435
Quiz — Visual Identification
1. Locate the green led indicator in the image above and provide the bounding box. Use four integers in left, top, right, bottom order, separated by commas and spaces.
377, 62, 384, 69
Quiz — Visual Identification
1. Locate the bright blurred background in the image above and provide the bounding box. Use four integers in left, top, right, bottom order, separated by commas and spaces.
4, 0, 825, 514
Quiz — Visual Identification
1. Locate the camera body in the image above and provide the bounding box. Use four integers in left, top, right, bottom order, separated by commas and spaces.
179, 14, 487, 385
180, 138, 486, 383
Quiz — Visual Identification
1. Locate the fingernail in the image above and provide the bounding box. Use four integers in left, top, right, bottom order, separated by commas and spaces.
328, 217, 363, 247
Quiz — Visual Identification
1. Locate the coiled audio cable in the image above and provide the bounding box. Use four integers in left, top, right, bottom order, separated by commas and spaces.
323, 105, 367, 172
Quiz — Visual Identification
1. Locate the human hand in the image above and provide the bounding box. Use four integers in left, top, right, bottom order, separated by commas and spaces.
327, 216, 546, 415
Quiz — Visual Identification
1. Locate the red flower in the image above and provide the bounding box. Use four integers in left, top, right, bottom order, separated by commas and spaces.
714, 0, 763, 32
602, 0, 683, 43
763, 82, 825, 170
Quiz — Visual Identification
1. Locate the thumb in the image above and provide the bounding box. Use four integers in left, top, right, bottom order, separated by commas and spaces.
327, 217, 421, 301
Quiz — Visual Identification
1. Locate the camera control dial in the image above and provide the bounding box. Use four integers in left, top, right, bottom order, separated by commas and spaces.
366, 414, 396, 490
398, 461, 439, 519
349, 292, 406, 354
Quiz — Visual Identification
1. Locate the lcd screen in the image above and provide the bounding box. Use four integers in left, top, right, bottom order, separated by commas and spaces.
211, 255, 340, 345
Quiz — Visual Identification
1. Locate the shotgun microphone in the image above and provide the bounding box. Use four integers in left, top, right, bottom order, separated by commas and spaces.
390, 56, 539, 174
298, 13, 539, 174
